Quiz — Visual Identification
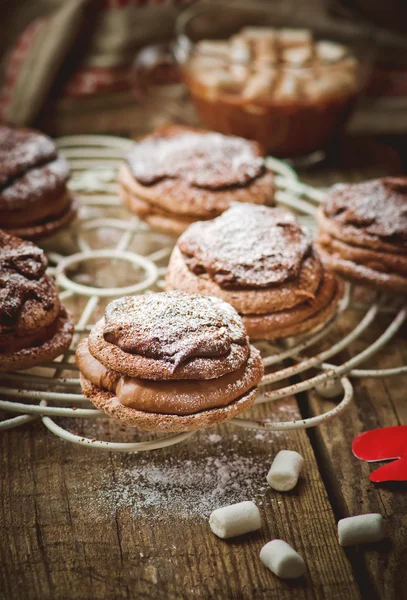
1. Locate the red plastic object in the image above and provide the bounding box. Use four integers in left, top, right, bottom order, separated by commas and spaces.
352, 426, 407, 483
369, 457, 407, 483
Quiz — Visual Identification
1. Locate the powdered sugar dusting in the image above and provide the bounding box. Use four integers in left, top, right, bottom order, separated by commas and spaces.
178, 205, 312, 289
0, 157, 69, 209
127, 129, 264, 190
103, 291, 247, 367
0, 126, 56, 190
0, 230, 55, 327
69, 429, 279, 520
325, 177, 407, 246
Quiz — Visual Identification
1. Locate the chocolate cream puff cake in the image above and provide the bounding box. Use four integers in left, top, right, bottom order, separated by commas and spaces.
76, 292, 264, 432
316, 177, 407, 294
119, 125, 275, 236
0, 126, 76, 240
0, 230, 74, 371
166, 204, 343, 340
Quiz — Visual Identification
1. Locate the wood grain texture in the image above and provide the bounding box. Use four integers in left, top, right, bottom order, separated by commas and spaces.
2, 89, 406, 600
305, 308, 407, 600
0, 213, 361, 600
300, 143, 406, 600
0, 397, 360, 600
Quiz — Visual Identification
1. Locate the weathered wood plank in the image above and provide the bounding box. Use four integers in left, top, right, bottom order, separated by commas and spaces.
0, 392, 360, 600
306, 307, 407, 600
2, 93, 405, 600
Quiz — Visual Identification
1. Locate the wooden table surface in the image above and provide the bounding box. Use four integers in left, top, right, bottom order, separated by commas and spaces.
1, 92, 407, 600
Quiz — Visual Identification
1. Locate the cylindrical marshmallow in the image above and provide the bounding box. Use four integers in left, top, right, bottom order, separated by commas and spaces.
267, 450, 304, 491
243, 71, 276, 100
316, 41, 347, 63
282, 46, 312, 66
209, 501, 261, 539
260, 540, 306, 579
229, 38, 251, 64
338, 514, 386, 546
196, 40, 230, 60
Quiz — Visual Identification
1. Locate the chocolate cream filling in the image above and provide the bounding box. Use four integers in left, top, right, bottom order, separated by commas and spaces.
77, 338, 262, 415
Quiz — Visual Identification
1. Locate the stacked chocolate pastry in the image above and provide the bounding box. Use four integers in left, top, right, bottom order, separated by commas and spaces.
0, 230, 73, 370
76, 292, 264, 432
317, 177, 407, 294
119, 125, 275, 236
166, 204, 343, 340
0, 126, 76, 239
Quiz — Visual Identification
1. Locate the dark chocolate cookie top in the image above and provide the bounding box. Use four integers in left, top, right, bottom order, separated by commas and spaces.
178, 204, 312, 289
0, 126, 56, 190
0, 230, 55, 327
0, 157, 70, 211
127, 126, 265, 190
103, 291, 247, 367
323, 178, 407, 247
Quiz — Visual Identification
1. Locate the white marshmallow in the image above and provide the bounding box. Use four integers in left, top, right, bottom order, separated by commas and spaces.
229, 37, 251, 64
272, 73, 301, 101
190, 54, 225, 71
316, 40, 347, 63
338, 514, 386, 547
267, 450, 304, 491
209, 501, 261, 539
260, 540, 306, 579
315, 378, 344, 399
254, 38, 277, 64
194, 69, 237, 99
195, 40, 230, 59
282, 46, 312, 66
243, 70, 276, 100
230, 64, 249, 84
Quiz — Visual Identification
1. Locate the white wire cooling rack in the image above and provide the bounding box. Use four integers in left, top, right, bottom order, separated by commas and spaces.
0, 135, 406, 452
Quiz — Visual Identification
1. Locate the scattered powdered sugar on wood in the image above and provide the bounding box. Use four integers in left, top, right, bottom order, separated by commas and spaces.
68, 426, 280, 521
96, 455, 268, 519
